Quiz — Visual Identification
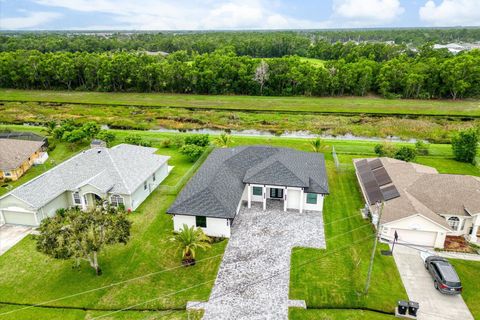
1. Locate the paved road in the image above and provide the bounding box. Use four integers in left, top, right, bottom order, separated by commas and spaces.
0, 224, 32, 256
393, 245, 474, 320
195, 200, 325, 320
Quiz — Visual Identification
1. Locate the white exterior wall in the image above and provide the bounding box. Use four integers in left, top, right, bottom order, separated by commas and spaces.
304, 193, 325, 211
250, 184, 264, 203
381, 215, 449, 248
286, 188, 301, 210
173, 214, 231, 238
441, 214, 473, 237
39, 192, 69, 220
130, 162, 169, 210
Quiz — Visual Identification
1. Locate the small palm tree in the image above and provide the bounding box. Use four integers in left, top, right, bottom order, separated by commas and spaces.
214, 133, 233, 148
171, 224, 211, 266
309, 138, 322, 152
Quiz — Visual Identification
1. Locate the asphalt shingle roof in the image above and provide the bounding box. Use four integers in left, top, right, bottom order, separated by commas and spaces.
2, 144, 169, 209
167, 146, 329, 219
0, 139, 45, 170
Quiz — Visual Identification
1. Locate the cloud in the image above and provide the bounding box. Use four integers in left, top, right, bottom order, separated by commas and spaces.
419, 0, 480, 26
31, 0, 329, 30
332, 0, 404, 26
0, 11, 61, 29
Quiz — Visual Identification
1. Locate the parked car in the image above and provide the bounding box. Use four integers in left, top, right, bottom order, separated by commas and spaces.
422, 253, 462, 295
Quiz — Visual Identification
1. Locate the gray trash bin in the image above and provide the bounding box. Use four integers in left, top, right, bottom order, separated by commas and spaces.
397, 300, 408, 315
408, 301, 419, 317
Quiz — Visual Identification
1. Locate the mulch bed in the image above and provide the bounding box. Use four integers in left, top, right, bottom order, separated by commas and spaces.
443, 236, 475, 253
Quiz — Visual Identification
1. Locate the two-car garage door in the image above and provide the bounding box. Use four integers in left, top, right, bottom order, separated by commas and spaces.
2, 210, 37, 226
392, 228, 438, 247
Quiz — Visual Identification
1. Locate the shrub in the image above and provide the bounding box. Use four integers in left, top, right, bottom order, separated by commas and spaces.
184, 134, 210, 147
394, 146, 417, 162
124, 134, 152, 147
96, 130, 116, 146
171, 136, 184, 148
415, 141, 430, 156
451, 128, 479, 164
161, 139, 172, 148
374, 142, 396, 157
180, 144, 205, 162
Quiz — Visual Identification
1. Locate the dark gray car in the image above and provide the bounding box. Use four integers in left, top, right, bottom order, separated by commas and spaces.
424, 256, 462, 295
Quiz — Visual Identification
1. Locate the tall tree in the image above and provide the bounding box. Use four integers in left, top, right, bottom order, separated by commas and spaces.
254, 60, 269, 95
451, 128, 479, 164
36, 205, 131, 275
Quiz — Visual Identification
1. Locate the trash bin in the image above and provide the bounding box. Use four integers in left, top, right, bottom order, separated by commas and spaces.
408, 301, 419, 317
397, 300, 408, 315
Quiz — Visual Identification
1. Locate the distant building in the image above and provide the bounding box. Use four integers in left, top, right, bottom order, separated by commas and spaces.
90, 139, 107, 148
0, 139, 47, 181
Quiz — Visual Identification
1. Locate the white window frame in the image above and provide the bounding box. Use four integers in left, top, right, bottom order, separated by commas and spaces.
448, 217, 460, 231
110, 194, 124, 207
5, 172, 11, 177
72, 192, 81, 205
144, 181, 147, 190
153, 173, 156, 182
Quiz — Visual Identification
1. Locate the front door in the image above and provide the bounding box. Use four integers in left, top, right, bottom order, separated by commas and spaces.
270, 188, 284, 199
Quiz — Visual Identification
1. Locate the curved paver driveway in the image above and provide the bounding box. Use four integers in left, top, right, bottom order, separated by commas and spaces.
393, 245, 473, 320
194, 200, 325, 320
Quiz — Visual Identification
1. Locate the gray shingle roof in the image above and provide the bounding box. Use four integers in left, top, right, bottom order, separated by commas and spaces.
1, 144, 169, 209
167, 146, 329, 219
0, 139, 45, 170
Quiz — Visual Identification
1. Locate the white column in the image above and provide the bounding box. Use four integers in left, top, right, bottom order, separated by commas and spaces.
471, 223, 479, 243
247, 184, 252, 209
80, 193, 87, 211
262, 185, 266, 211
33, 212, 39, 225
283, 187, 288, 212
299, 188, 304, 213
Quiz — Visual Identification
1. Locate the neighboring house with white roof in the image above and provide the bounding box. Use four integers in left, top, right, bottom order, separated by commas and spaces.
354, 157, 480, 248
0, 144, 170, 226
167, 146, 329, 238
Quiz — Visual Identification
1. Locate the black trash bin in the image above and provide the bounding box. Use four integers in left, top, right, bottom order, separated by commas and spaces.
397, 300, 408, 315
408, 301, 419, 317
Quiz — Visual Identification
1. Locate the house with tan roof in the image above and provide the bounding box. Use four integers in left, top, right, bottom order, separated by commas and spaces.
0, 138, 48, 182
354, 157, 480, 248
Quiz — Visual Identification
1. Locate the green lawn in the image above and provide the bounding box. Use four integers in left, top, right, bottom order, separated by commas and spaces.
450, 260, 480, 319
289, 309, 397, 320
1, 89, 479, 117
1, 127, 479, 319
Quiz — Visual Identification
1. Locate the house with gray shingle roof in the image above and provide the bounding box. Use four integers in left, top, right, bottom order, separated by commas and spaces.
354, 157, 480, 249
0, 144, 169, 226
0, 138, 47, 181
167, 146, 329, 238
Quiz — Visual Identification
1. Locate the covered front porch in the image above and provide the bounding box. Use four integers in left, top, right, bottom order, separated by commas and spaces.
245, 183, 324, 213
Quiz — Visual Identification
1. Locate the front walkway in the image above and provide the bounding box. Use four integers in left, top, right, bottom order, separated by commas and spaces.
0, 225, 32, 256
393, 245, 473, 320
192, 200, 325, 320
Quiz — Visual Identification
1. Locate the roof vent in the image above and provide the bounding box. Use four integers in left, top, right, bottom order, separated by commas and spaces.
97, 150, 101, 154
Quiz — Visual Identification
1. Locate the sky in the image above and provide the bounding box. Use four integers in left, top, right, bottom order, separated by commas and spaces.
1, 0, 480, 30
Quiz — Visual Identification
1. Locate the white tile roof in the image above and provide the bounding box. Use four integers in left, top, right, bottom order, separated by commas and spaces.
1, 144, 169, 209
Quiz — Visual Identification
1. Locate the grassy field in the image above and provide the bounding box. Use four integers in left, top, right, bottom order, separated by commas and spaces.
451, 260, 480, 320
1, 89, 480, 117
0, 127, 479, 319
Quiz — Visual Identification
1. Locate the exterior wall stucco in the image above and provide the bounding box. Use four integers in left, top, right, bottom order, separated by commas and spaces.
130, 162, 168, 211
173, 214, 231, 238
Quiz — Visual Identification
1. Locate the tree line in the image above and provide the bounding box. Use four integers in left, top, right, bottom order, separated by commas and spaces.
2, 29, 480, 58
1, 49, 479, 99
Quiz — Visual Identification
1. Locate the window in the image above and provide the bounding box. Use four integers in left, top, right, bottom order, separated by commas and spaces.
153, 173, 156, 182
5, 172, 11, 177
448, 217, 460, 231
196, 216, 207, 228
306, 193, 318, 204
110, 194, 124, 207
73, 192, 81, 205
252, 186, 263, 196
144, 181, 147, 190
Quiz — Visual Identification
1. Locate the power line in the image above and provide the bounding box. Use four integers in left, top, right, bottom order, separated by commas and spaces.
0, 210, 369, 317
92, 233, 377, 319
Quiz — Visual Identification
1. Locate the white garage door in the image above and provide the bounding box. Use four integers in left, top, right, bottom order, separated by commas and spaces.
3, 210, 37, 226
393, 229, 437, 247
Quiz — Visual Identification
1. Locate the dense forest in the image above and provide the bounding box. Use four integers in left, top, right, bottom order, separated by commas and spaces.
0, 29, 479, 99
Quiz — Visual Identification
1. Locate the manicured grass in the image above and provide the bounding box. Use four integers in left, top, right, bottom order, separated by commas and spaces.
450, 260, 480, 319
0, 139, 226, 319
289, 154, 407, 313
289, 308, 397, 320
1, 89, 479, 116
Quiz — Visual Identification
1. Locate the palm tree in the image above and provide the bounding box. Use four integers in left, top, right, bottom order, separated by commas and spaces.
171, 224, 211, 266
309, 138, 322, 152
214, 133, 233, 148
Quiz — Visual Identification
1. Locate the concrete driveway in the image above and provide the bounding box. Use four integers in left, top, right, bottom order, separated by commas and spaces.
393, 245, 473, 320
192, 200, 325, 320
0, 225, 32, 256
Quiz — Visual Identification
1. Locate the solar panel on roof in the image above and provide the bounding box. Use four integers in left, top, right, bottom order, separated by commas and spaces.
372, 167, 392, 186
369, 158, 383, 170
381, 185, 400, 201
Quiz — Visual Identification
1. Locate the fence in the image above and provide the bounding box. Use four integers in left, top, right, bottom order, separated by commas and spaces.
158, 145, 214, 195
